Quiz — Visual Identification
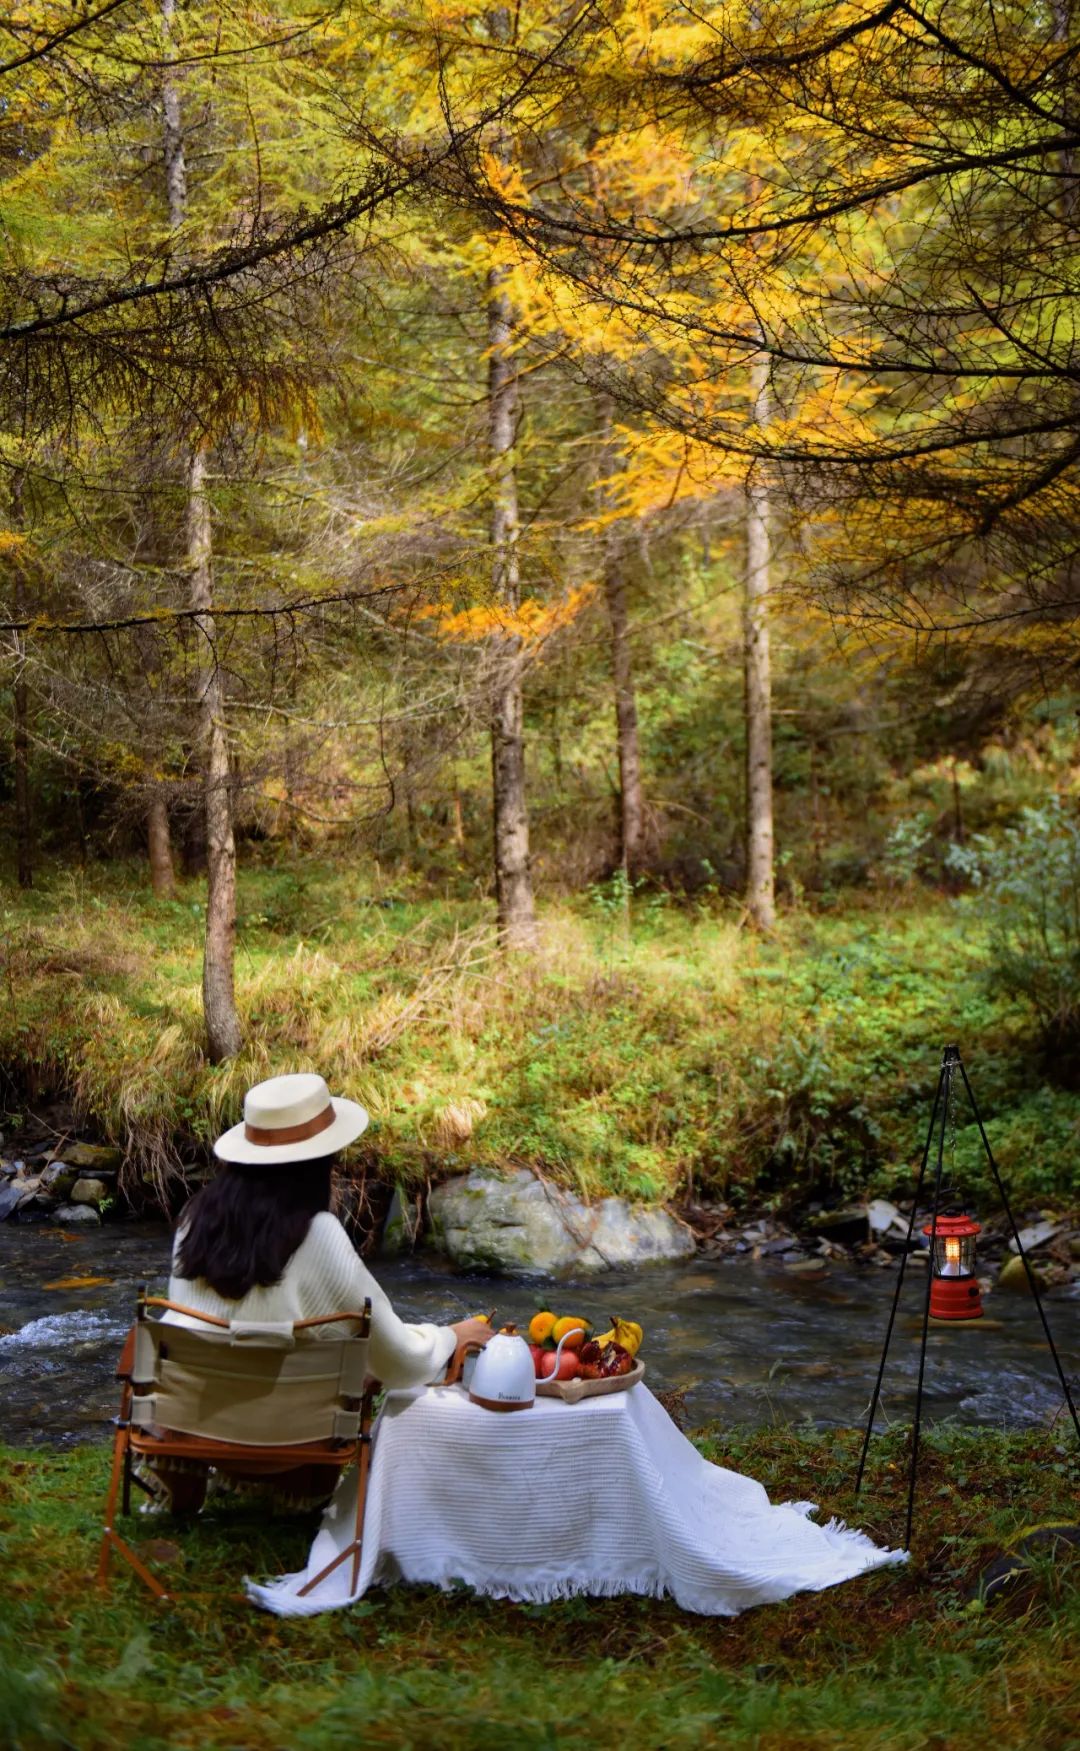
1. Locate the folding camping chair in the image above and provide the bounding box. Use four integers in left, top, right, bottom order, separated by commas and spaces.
98, 1288, 376, 1603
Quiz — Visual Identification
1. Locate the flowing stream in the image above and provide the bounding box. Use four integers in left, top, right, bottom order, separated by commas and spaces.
1, 1221, 1077, 1447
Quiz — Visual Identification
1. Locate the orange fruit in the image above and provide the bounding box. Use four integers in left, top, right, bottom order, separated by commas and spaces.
528, 1311, 557, 1344
552, 1315, 589, 1349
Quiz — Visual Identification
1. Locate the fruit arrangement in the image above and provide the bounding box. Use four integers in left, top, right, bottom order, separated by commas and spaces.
527, 1310, 643, 1383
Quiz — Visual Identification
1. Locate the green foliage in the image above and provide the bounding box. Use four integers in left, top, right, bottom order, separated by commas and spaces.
953, 1086, 1080, 1203
2, 1427, 1078, 1750
1, 863, 1078, 1211
965, 803, 1080, 1081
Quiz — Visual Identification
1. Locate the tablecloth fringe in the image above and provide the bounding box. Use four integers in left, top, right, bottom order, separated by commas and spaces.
245, 1531, 907, 1620
819, 1515, 909, 1564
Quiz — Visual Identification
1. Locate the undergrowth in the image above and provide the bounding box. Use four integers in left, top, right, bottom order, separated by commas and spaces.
0, 860, 1074, 1213
1, 1424, 1078, 1750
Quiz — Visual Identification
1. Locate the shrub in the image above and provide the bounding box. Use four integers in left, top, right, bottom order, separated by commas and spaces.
973, 802, 1080, 1085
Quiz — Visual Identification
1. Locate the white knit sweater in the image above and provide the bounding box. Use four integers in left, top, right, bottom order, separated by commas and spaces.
168, 1210, 456, 1390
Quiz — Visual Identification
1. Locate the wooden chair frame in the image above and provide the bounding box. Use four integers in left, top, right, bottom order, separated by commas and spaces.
98, 1288, 377, 1605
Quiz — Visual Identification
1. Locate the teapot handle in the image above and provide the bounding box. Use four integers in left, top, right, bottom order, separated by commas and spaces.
445, 1339, 485, 1385
444, 1310, 498, 1384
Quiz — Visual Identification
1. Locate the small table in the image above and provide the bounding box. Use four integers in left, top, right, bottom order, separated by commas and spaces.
246, 1382, 904, 1617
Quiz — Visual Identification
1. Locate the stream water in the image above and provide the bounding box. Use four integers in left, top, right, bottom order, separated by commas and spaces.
1, 1221, 1077, 1447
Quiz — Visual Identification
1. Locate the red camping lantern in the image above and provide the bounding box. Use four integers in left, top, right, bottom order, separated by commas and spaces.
922, 1210, 983, 1321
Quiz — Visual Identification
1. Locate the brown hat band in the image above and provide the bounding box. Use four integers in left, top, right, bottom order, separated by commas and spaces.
243, 1103, 336, 1147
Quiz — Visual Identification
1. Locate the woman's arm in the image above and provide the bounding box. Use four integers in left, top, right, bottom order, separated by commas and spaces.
312, 1214, 464, 1388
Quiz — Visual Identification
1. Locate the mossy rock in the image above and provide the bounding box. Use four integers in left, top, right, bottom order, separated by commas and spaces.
427, 1168, 695, 1277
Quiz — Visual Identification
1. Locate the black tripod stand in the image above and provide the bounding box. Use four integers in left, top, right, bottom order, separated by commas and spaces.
854, 1045, 1080, 1548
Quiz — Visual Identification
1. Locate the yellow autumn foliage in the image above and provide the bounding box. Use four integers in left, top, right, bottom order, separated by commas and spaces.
416, 585, 595, 646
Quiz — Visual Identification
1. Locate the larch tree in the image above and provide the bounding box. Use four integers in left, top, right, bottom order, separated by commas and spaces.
0, 0, 425, 1053
434, 0, 1080, 697
159, 0, 240, 1058
7, 473, 32, 889
743, 352, 774, 929
487, 256, 538, 945
595, 392, 645, 878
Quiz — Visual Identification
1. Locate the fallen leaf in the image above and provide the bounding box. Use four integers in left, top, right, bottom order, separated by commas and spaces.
146, 1540, 182, 1564
43, 1275, 114, 1290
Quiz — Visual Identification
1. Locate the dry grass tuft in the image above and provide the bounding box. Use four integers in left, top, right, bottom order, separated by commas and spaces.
1, 861, 1071, 1215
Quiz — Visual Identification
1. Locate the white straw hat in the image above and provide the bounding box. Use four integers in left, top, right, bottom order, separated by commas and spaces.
213, 1073, 369, 1166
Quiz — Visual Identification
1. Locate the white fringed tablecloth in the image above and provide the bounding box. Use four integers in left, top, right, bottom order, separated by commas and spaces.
245, 1382, 905, 1618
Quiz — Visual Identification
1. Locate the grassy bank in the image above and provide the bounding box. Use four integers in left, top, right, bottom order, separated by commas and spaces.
2, 1424, 1078, 1750
2, 860, 1076, 1210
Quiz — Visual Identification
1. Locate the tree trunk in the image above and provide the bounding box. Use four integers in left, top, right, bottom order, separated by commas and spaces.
597, 395, 645, 878
189, 447, 242, 1061
13, 654, 31, 889
135, 0, 186, 899
147, 792, 176, 898
487, 264, 537, 948
744, 352, 775, 930
9, 472, 32, 889
162, 12, 240, 1057
161, 0, 187, 233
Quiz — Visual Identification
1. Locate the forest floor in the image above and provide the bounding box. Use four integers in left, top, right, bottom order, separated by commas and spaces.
1, 858, 1076, 1211
3, 1423, 1078, 1750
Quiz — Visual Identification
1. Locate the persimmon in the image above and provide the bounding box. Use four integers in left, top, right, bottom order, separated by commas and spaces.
551, 1316, 589, 1349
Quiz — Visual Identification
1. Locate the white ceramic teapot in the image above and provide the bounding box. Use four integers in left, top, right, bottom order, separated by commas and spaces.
465, 1324, 584, 1411
467, 1324, 536, 1412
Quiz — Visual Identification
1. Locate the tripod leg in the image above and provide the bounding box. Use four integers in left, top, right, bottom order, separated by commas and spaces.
957, 1058, 1080, 1445
855, 1058, 947, 1494
906, 1056, 953, 1549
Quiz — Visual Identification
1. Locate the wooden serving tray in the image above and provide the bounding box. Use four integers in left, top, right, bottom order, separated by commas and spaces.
536, 1362, 645, 1404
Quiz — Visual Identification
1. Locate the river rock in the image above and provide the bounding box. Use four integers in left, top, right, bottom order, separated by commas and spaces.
997, 1254, 1045, 1293
426, 1168, 696, 1277
381, 1187, 422, 1255
53, 1142, 121, 1173
1008, 1219, 1062, 1255
70, 1177, 110, 1206
783, 1256, 828, 1276
53, 1202, 102, 1225
40, 1162, 77, 1198
806, 1207, 870, 1247
0, 1182, 23, 1221
867, 1198, 908, 1239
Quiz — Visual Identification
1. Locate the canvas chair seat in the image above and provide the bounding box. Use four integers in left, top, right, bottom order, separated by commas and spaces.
129, 1315, 369, 1446
99, 1292, 376, 1604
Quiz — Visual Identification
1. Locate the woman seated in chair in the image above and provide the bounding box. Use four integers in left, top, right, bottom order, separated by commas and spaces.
148, 1072, 492, 1513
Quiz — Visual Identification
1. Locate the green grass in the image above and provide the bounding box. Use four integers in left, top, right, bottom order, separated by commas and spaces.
1, 858, 1075, 1211
3, 1425, 1078, 1750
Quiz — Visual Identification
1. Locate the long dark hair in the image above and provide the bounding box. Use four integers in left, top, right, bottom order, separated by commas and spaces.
175, 1156, 336, 1300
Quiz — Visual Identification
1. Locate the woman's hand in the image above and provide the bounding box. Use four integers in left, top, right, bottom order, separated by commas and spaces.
451, 1316, 495, 1350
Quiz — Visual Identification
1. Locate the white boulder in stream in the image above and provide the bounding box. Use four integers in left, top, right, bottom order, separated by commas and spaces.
427, 1168, 695, 1276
